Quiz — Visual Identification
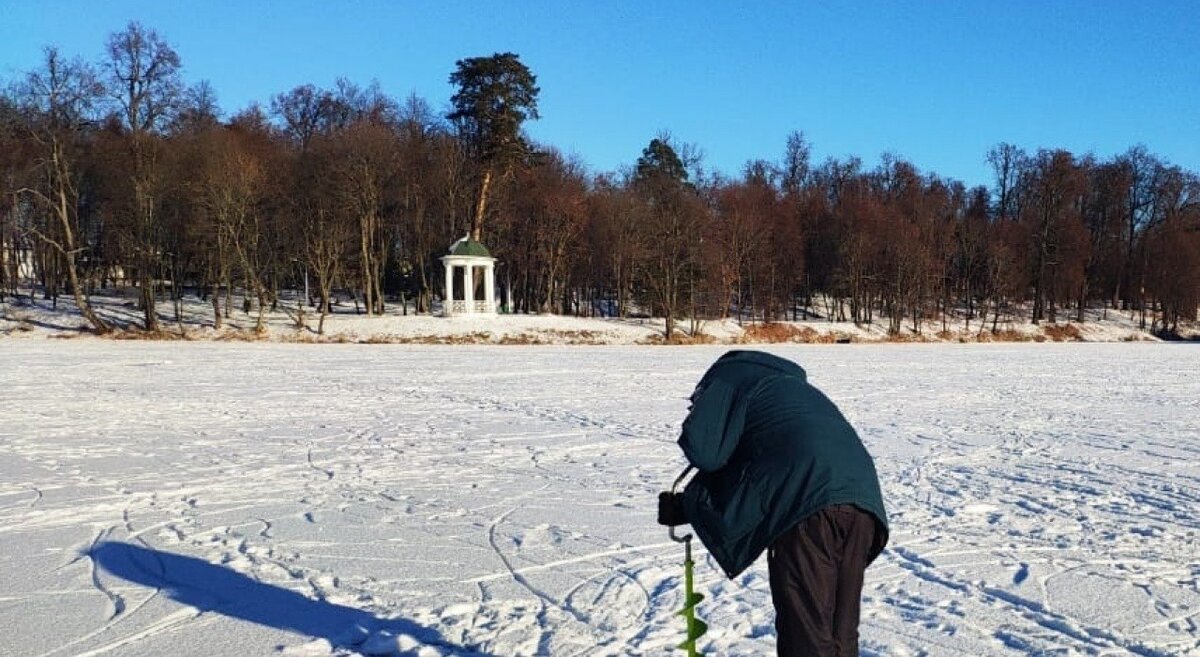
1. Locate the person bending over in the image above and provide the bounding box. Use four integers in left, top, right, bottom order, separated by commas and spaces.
658, 350, 888, 656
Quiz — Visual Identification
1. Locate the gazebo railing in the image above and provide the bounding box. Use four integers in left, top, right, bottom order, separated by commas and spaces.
446, 300, 496, 315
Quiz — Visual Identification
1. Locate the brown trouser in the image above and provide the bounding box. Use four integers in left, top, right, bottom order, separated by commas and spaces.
767, 504, 878, 656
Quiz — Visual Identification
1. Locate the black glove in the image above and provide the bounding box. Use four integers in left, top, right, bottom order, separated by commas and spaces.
657, 491, 687, 526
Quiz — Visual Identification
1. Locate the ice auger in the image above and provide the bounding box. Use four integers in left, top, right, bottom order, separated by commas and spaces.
669, 467, 707, 656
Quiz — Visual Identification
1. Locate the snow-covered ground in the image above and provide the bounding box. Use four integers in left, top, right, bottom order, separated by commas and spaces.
1, 342, 1198, 656
3, 290, 1192, 344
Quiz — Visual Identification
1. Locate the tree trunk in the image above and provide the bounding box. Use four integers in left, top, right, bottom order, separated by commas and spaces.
23, 159, 111, 334
471, 168, 493, 241
140, 271, 159, 332
211, 282, 223, 329
51, 188, 109, 333
360, 213, 374, 316
255, 287, 267, 333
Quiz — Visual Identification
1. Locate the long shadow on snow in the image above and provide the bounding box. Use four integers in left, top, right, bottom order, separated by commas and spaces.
92, 541, 495, 656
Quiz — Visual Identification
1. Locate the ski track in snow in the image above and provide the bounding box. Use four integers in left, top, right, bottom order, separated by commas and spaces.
1, 342, 1198, 656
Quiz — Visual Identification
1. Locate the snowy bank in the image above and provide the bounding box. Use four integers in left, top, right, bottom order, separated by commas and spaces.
1, 290, 1194, 344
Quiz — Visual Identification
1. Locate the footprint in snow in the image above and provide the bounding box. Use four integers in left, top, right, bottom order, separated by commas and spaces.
359, 629, 447, 656
513, 523, 568, 549
1013, 562, 1029, 586
282, 624, 447, 656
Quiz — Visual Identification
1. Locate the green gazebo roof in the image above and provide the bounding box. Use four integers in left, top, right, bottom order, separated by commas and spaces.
448, 236, 492, 258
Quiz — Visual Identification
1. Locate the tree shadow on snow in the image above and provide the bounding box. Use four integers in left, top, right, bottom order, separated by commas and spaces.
91, 541, 495, 656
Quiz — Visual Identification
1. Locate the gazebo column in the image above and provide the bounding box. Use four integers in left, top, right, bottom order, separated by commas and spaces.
462, 264, 474, 313
484, 264, 496, 313
443, 262, 454, 315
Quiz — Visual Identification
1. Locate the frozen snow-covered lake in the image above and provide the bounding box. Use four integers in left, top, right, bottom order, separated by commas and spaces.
1, 342, 1198, 656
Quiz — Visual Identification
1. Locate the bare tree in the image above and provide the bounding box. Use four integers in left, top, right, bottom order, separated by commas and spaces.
104, 21, 183, 331
1115, 145, 1165, 322
1021, 150, 1088, 324
987, 143, 1025, 222
328, 119, 398, 315
14, 48, 111, 332
393, 95, 455, 313
195, 116, 273, 332
504, 149, 587, 313
0, 95, 21, 301
1142, 167, 1200, 333
290, 137, 352, 333
271, 84, 329, 152
585, 175, 644, 318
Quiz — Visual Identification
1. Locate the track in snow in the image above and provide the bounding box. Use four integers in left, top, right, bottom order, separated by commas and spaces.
0, 342, 1197, 656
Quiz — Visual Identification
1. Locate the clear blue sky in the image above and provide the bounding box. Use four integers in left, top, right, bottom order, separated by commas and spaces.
2, 1, 1197, 188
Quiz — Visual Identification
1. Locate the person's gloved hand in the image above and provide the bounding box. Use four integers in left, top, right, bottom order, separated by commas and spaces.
657, 491, 687, 526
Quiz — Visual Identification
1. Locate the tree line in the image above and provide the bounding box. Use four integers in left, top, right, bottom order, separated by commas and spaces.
2, 23, 1197, 338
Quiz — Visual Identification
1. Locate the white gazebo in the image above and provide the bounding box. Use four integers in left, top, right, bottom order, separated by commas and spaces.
440, 235, 497, 316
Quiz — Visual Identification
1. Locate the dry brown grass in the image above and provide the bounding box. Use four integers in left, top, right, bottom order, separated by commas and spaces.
284, 332, 414, 344
938, 328, 1022, 343
112, 328, 189, 341
1043, 323, 1083, 342
882, 331, 931, 343
740, 323, 805, 343
280, 333, 323, 344
737, 323, 838, 344
548, 329, 608, 344
974, 329, 1036, 343
639, 331, 717, 345
935, 329, 988, 343
498, 329, 609, 345
361, 334, 404, 344
966, 324, 1083, 343
209, 329, 268, 342
410, 332, 494, 344
341, 332, 490, 345
497, 333, 547, 345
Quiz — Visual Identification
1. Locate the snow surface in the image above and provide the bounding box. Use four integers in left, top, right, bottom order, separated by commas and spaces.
2, 291, 1189, 344
1, 342, 1198, 656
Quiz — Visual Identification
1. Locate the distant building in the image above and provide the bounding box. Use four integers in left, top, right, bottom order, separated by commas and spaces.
440, 236, 498, 316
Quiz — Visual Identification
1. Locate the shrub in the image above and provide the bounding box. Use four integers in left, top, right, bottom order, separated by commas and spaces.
738, 323, 833, 344
1043, 323, 1083, 342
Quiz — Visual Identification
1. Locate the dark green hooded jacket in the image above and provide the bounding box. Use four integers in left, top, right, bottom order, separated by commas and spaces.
679, 350, 888, 578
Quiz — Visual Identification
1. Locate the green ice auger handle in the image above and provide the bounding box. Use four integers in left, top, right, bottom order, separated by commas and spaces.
669, 466, 694, 544
667, 465, 705, 656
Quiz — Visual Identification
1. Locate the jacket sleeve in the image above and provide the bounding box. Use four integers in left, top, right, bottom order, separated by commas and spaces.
677, 378, 747, 472
682, 470, 766, 578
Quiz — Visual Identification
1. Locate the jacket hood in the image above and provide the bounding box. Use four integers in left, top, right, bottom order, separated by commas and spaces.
699, 350, 807, 389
